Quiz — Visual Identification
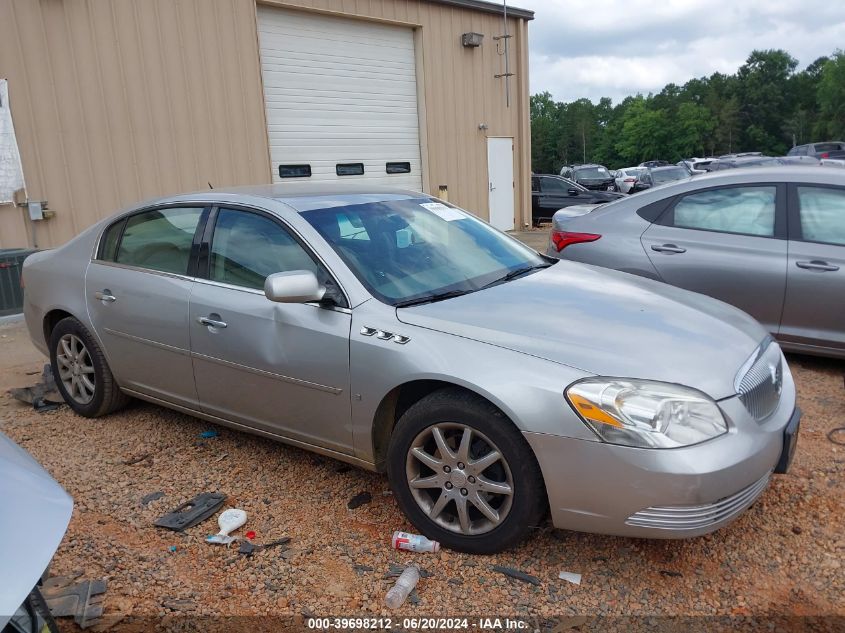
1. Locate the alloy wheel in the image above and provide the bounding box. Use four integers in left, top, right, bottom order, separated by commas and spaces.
56, 333, 96, 405
405, 422, 514, 535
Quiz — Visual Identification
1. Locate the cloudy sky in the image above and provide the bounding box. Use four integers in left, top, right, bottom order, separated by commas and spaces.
514, 0, 845, 104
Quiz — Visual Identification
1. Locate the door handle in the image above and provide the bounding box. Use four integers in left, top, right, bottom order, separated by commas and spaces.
651, 244, 687, 254
796, 260, 839, 272
489, 182, 495, 192
94, 290, 116, 303
197, 316, 228, 329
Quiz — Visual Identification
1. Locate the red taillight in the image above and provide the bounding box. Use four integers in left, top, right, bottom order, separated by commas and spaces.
821, 152, 829, 158
551, 231, 601, 252
624, 178, 635, 182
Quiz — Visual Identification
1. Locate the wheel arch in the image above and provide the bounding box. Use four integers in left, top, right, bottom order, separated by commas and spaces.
43, 309, 75, 347
370, 379, 518, 473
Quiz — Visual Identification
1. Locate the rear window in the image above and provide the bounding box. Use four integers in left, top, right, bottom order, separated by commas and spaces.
575, 166, 610, 179
814, 143, 844, 153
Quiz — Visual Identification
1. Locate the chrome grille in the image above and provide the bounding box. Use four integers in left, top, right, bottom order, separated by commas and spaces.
735, 338, 783, 422
625, 472, 771, 531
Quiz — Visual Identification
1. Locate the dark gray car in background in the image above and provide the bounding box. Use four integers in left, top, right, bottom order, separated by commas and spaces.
547, 167, 845, 358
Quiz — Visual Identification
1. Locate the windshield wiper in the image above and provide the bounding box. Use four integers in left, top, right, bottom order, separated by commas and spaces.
393, 289, 475, 308
482, 263, 552, 289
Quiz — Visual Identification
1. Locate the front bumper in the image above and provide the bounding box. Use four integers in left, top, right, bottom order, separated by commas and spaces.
524, 393, 799, 539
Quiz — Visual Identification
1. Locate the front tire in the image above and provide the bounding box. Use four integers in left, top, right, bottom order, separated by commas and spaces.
49, 316, 129, 417
387, 388, 547, 553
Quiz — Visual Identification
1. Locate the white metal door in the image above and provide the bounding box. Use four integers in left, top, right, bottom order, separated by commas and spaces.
487, 137, 514, 231
257, 6, 423, 190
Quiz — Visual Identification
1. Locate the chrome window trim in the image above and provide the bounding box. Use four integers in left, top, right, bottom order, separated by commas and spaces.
88, 259, 196, 283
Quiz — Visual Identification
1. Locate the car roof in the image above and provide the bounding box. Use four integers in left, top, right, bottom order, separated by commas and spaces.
136, 182, 429, 213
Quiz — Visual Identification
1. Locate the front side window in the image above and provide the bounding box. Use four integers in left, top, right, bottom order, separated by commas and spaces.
114, 207, 204, 274
797, 186, 845, 246
541, 177, 570, 193
209, 209, 322, 291
302, 199, 545, 305
672, 186, 776, 237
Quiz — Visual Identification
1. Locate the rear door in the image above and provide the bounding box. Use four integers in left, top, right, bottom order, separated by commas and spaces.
641, 183, 788, 333
779, 184, 845, 352
86, 206, 206, 408
189, 206, 354, 453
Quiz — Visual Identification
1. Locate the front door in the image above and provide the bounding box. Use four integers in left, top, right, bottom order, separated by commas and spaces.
487, 137, 514, 231
779, 184, 845, 351
85, 206, 205, 408
641, 184, 788, 334
189, 207, 353, 453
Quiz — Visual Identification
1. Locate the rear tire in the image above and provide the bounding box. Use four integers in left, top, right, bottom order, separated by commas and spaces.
387, 388, 547, 553
49, 316, 129, 417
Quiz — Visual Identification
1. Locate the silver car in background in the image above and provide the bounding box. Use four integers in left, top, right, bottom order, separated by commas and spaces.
547, 167, 845, 359
23, 185, 799, 552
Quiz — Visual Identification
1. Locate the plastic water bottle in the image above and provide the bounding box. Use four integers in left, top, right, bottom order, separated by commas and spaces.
385, 564, 420, 609
391, 531, 441, 553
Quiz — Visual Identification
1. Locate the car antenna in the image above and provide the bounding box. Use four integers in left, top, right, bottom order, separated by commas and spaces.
208, 182, 214, 189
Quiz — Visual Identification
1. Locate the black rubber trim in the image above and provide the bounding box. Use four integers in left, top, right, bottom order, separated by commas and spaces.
774, 407, 801, 474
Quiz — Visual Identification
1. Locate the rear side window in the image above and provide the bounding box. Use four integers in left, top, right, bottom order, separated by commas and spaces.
115, 207, 204, 274
209, 209, 321, 291
797, 186, 845, 246
671, 186, 776, 237
787, 146, 806, 156
98, 218, 126, 261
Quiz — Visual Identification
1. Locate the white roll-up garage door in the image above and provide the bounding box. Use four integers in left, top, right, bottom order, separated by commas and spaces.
257, 6, 423, 190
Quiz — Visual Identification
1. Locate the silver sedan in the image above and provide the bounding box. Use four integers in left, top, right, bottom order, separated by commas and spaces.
548, 166, 845, 359
23, 185, 799, 553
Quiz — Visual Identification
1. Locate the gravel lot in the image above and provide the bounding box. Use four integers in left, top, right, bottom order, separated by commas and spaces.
1, 314, 844, 630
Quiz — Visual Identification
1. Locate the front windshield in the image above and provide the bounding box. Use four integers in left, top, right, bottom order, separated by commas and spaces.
301, 198, 546, 306
652, 167, 689, 184
575, 166, 611, 179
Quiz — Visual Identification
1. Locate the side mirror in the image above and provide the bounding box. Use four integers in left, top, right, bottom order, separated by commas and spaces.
567, 188, 580, 196
264, 270, 325, 304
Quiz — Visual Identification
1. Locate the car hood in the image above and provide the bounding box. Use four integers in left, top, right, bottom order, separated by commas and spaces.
396, 262, 766, 400
0, 431, 72, 624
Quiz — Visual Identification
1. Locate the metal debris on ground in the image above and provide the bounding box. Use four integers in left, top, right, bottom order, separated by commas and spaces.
7, 363, 63, 411
385, 563, 433, 579
828, 427, 845, 445
41, 574, 107, 629
558, 571, 582, 585
140, 491, 164, 506
153, 492, 226, 531
490, 565, 541, 586
347, 491, 372, 509
353, 564, 374, 575
660, 570, 683, 578
123, 453, 150, 466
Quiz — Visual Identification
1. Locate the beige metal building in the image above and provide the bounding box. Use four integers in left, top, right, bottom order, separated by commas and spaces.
0, 0, 533, 249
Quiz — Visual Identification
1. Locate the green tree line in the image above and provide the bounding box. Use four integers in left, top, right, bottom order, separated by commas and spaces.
531, 49, 845, 173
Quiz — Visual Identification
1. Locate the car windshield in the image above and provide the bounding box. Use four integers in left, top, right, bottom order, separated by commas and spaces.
651, 167, 689, 184
575, 166, 610, 179
301, 198, 547, 306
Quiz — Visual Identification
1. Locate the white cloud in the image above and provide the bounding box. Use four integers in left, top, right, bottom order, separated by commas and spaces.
514, 0, 845, 102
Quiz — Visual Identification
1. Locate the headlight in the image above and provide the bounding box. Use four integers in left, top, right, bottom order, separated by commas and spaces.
565, 378, 727, 448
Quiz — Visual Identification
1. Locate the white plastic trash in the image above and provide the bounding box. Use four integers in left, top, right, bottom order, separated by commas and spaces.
206, 508, 247, 545
559, 571, 582, 585
385, 564, 420, 609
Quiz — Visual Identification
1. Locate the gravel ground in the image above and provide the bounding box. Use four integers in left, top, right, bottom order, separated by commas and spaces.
1, 320, 844, 632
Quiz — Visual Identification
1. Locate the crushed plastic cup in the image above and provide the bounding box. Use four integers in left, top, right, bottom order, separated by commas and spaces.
385, 564, 420, 609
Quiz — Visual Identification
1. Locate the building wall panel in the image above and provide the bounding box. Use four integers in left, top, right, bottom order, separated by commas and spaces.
0, 0, 531, 248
